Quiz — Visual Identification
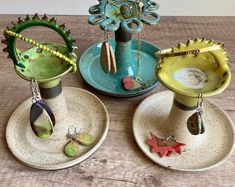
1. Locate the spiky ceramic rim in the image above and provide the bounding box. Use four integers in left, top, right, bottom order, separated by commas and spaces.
156, 38, 231, 98
1, 14, 77, 72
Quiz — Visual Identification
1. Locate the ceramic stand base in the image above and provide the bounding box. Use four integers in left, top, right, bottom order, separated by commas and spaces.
6, 87, 109, 170
133, 91, 235, 171
79, 39, 160, 97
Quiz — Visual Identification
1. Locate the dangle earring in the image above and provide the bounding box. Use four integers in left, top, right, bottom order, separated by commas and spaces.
64, 126, 80, 157
72, 128, 94, 146
122, 1, 153, 91
100, 28, 117, 74
64, 126, 94, 157
30, 79, 55, 139
147, 132, 186, 158
187, 93, 205, 135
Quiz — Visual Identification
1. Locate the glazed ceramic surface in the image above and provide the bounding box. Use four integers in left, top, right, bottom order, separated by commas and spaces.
79, 38, 160, 97
2, 14, 77, 86
157, 39, 230, 98
133, 91, 235, 171
15, 44, 73, 82
6, 87, 109, 170
86, 1, 160, 97
88, 0, 160, 33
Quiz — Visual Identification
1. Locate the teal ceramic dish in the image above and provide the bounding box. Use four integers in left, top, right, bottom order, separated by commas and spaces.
79, 39, 160, 97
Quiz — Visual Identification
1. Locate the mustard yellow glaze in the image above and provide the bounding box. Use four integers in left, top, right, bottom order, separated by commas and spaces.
156, 38, 231, 107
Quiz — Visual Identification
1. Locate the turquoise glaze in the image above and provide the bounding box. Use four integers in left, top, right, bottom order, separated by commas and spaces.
79, 39, 160, 97
88, 1, 160, 33
84, 0, 161, 97
121, 18, 143, 34
115, 41, 136, 78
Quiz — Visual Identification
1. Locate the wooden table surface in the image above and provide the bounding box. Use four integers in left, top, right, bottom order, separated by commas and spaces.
0, 15, 234, 187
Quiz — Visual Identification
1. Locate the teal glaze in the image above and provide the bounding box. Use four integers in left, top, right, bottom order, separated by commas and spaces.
100, 18, 121, 32
85, 0, 161, 97
79, 39, 160, 97
88, 14, 105, 25
89, 0, 160, 33
146, 1, 159, 11
89, 4, 100, 15
115, 41, 136, 78
121, 18, 143, 34
141, 12, 160, 25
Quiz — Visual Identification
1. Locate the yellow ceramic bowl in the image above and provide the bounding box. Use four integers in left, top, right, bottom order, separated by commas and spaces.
157, 39, 231, 98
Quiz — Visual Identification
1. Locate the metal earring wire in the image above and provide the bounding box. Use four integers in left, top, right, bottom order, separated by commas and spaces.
30, 79, 41, 103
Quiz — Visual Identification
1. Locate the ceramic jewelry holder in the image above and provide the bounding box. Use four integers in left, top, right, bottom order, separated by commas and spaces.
79, 0, 161, 97
2, 14, 109, 170
133, 38, 235, 171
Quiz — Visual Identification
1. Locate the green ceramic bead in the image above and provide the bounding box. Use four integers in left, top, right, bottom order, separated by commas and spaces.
64, 140, 79, 157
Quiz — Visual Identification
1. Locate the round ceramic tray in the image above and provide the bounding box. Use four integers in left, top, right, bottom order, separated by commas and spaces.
6, 87, 109, 170
133, 91, 235, 171
79, 39, 160, 97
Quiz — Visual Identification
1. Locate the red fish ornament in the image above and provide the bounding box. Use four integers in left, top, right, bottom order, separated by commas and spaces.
147, 132, 186, 158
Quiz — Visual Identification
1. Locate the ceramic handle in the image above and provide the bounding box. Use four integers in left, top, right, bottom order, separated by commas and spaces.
141, 12, 160, 25
89, 4, 101, 15
88, 14, 105, 25
121, 18, 143, 34
100, 18, 121, 32
147, 1, 159, 11
3, 14, 76, 69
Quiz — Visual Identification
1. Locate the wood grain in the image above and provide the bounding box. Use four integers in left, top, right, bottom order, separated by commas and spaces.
0, 15, 235, 187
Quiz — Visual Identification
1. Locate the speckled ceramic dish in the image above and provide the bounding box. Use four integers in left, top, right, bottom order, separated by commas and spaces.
133, 91, 235, 171
79, 39, 160, 97
6, 87, 109, 170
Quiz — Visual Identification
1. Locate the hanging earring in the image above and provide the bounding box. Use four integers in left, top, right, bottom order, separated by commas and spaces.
187, 93, 205, 135
64, 126, 94, 157
64, 126, 80, 157
122, 30, 146, 91
30, 79, 55, 139
122, 76, 143, 90
73, 128, 94, 146
122, 1, 151, 91
148, 132, 186, 158
100, 26, 117, 74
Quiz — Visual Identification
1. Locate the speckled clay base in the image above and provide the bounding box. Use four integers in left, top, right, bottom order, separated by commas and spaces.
6, 87, 109, 170
133, 91, 235, 171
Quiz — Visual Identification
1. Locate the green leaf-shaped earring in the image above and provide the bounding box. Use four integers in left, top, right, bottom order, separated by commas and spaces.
64, 140, 80, 157
64, 126, 80, 157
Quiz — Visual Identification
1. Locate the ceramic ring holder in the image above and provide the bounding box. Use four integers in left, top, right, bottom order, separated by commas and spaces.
133, 38, 235, 171
2, 14, 109, 170
80, 0, 161, 97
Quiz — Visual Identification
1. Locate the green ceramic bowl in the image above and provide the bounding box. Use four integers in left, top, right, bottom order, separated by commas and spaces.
15, 43, 75, 83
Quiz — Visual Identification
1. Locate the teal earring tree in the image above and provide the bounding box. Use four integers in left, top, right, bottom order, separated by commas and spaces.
79, 0, 161, 97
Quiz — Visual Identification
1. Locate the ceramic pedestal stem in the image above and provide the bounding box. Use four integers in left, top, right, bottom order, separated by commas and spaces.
39, 79, 68, 127
164, 93, 206, 148
114, 27, 137, 78
174, 93, 199, 109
